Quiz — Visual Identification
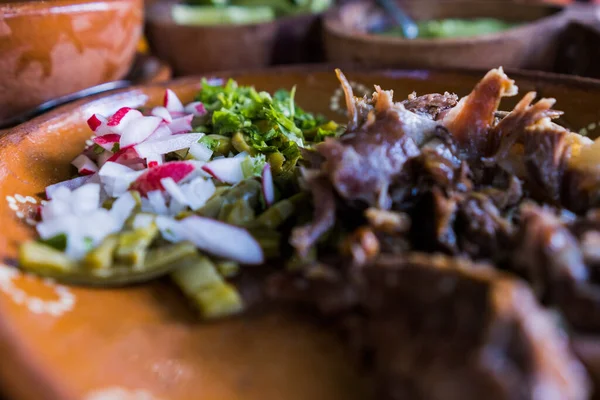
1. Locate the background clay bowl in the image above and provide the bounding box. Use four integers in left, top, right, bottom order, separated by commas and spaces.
145, 0, 324, 76
323, 0, 579, 70
3, 66, 600, 399
0, 0, 143, 122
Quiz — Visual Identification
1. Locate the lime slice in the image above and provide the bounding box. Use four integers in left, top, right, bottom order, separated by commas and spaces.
172, 4, 276, 26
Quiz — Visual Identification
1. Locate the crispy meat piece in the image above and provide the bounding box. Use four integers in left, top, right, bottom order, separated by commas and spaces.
316, 111, 422, 208
402, 92, 459, 121
443, 68, 518, 158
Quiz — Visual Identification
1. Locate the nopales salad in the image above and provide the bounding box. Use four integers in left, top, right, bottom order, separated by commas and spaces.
19, 79, 340, 319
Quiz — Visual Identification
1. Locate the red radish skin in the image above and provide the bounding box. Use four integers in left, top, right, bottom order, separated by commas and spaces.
151, 106, 173, 123
107, 146, 142, 164
108, 107, 133, 126
164, 89, 184, 113
87, 114, 102, 131
93, 134, 121, 151
80, 168, 96, 176
168, 115, 193, 134
119, 116, 162, 148
130, 162, 195, 196
148, 161, 158, 168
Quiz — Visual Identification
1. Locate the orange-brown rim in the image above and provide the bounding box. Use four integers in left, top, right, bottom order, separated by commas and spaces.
2, 63, 600, 400
0, 0, 137, 17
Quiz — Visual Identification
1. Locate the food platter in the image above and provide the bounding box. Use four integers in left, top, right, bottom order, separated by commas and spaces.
2, 65, 600, 400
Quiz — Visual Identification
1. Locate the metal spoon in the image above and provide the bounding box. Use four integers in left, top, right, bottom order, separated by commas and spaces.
0, 80, 131, 130
376, 0, 418, 39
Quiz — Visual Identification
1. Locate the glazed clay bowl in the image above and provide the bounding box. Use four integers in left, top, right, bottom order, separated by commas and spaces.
3, 65, 600, 399
323, 0, 573, 70
0, 0, 143, 121
145, 1, 324, 76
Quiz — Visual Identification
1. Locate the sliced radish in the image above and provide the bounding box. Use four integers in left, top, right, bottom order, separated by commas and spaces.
119, 116, 162, 148
164, 89, 184, 113
202, 157, 245, 184
93, 134, 121, 151
146, 124, 173, 142
71, 154, 99, 176
151, 106, 173, 123
167, 114, 193, 134
107, 146, 142, 165
130, 161, 195, 196
96, 150, 114, 168
45, 175, 92, 199
180, 216, 264, 264
107, 107, 143, 134
184, 101, 207, 117
87, 114, 112, 136
189, 141, 213, 161
180, 177, 216, 210
262, 163, 275, 207
134, 133, 204, 159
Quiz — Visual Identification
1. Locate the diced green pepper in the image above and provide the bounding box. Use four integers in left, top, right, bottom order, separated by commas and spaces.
115, 224, 159, 268
83, 235, 118, 270
19, 241, 76, 274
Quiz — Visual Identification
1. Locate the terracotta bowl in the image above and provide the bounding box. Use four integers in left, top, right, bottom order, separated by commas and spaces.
0, 0, 143, 121
145, 1, 324, 76
323, 0, 580, 70
2, 65, 600, 399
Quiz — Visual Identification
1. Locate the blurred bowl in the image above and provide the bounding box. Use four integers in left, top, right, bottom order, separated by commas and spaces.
323, 0, 570, 70
0, 0, 143, 121
145, 1, 324, 76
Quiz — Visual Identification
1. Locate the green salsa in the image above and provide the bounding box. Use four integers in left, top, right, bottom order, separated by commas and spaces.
379, 18, 519, 39
172, 0, 331, 26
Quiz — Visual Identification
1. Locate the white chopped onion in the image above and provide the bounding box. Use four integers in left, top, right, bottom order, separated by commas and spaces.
45, 175, 92, 199
189, 141, 213, 161
180, 177, 215, 210
147, 190, 168, 215
155, 216, 183, 242
161, 177, 188, 205
179, 216, 264, 264
109, 191, 138, 229
99, 162, 144, 197
133, 213, 155, 229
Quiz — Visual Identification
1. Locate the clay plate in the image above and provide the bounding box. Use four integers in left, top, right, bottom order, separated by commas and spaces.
2, 66, 600, 400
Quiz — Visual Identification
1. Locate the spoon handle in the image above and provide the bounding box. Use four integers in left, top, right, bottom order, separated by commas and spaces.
376, 0, 419, 38
0, 80, 131, 130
